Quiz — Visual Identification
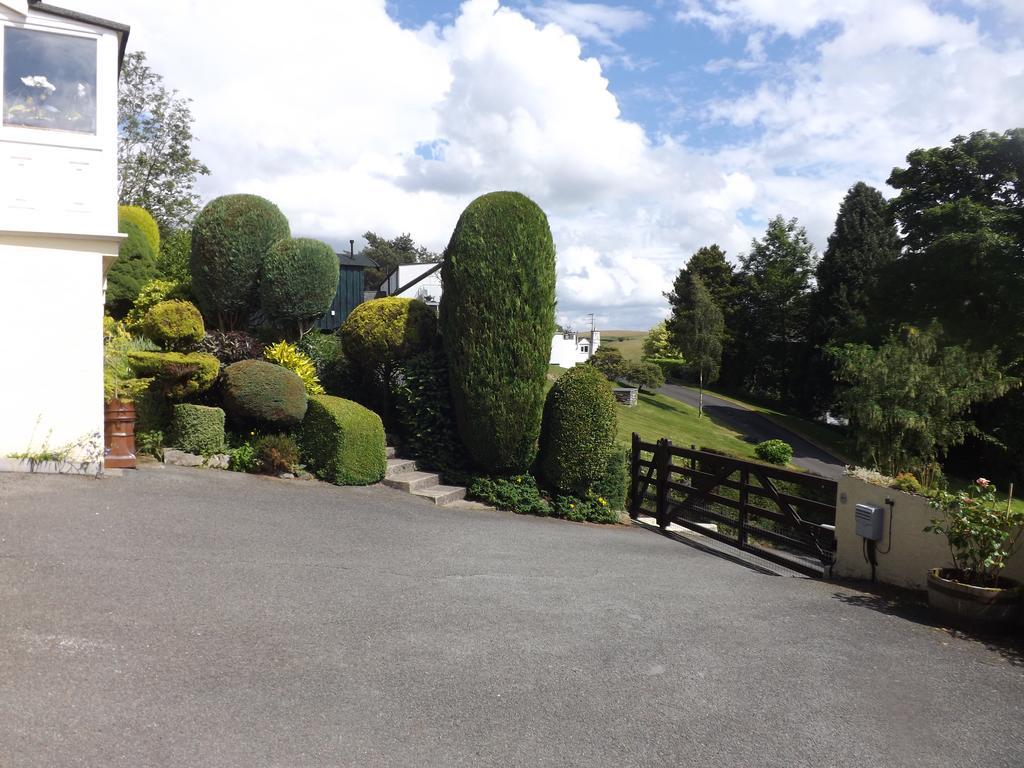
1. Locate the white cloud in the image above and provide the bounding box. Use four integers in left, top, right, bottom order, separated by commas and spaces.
86, 0, 1023, 330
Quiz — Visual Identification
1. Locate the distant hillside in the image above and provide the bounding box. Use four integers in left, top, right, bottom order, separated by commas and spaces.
578, 329, 648, 361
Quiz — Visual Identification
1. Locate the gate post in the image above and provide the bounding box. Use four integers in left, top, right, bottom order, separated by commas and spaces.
738, 467, 749, 548
629, 432, 641, 520
656, 439, 672, 530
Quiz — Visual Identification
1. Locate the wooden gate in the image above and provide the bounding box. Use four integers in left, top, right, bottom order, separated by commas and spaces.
629, 434, 838, 577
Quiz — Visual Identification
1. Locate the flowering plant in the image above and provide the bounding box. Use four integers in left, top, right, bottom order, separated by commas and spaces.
926, 478, 1024, 587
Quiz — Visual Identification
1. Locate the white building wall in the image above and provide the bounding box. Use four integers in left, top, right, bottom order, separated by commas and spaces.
0, 6, 124, 470
549, 331, 602, 368
383, 263, 443, 304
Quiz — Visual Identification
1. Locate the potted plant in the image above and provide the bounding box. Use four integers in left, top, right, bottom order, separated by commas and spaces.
103, 319, 153, 469
925, 478, 1024, 628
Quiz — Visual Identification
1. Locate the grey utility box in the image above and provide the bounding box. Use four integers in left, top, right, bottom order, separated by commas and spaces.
855, 504, 884, 541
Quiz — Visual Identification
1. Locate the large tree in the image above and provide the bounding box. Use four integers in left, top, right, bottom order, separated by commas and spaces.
361, 232, 438, 290
669, 275, 724, 417
118, 52, 209, 232
805, 182, 901, 413
733, 216, 816, 404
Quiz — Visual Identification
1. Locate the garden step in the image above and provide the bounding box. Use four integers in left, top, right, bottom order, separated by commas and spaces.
411, 484, 467, 506
383, 470, 441, 492
385, 458, 417, 478
386, 446, 397, 460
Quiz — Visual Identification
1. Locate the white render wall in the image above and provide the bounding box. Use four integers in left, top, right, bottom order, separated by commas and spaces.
549, 331, 601, 368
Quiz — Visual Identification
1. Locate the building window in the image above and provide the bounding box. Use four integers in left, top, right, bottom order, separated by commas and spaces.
3, 27, 97, 133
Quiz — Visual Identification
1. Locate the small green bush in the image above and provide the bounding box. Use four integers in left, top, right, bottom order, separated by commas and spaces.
136, 429, 164, 461
126, 350, 220, 400
119, 205, 160, 255
253, 433, 300, 474
190, 194, 291, 330
222, 359, 308, 427
587, 346, 628, 381
260, 237, 339, 336
264, 341, 324, 395
539, 365, 618, 496
339, 297, 437, 371
228, 441, 257, 473
299, 394, 386, 485
892, 472, 923, 494
299, 332, 350, 395
125, 278, 189, 331
466, 474, 620, 524
169, 404, 225, 455
106, 220, 157, 317
755, 439, 793, 465
140, 300, 206, 351
624, 361, 665, 392
592, 445, 629, 512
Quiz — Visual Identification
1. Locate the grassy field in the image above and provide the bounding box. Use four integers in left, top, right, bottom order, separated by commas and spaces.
582, 329, 648, 362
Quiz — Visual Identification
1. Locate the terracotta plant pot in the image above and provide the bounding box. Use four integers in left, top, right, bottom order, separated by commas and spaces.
104, 399, 137, 469
926, 568, 1022, 629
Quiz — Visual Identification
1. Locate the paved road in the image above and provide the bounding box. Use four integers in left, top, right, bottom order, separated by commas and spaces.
2, 466, 1022, 767
658, 383, 847, 479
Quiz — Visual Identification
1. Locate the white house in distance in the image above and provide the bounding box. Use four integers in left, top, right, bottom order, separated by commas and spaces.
374, 259, 600, 368
0, 1, 128, 469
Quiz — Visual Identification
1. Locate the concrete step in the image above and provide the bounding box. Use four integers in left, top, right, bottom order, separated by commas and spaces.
383, 470, 441, 492
386, 446, 397, 460
385, 458, 417, 478
411, 484, 467, 506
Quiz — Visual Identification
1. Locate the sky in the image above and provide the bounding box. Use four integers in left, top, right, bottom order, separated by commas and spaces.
86, 0, 1024, 330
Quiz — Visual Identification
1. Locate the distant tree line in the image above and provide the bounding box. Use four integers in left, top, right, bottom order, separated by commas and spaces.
665, 129, 1024, 480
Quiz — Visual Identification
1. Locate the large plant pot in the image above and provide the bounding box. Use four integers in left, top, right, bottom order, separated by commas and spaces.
926, 568, 1022, 629
104, 399, 137, 469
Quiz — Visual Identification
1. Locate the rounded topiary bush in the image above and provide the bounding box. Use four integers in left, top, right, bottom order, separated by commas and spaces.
127, 351, 221, 400
140, 299, 205, 351
169, 403, 225, 455
299, 394, 386, 485
339, 297, 437, 372
440, 191, 556, 473
539, 366, 618, 496
190, 194, 291, 330
260, 237, 339, 336
755, 439, 793, 466
222, 359, 308, 427
106, 220, 157, 318
118, 205, 160, 256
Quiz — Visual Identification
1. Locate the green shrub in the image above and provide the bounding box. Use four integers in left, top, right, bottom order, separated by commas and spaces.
467, 475, 550, 517
197, 330, 265, 364
140, 300, 206, 351
156, 228, 192, 285
125, 278, 189, 331
440, 191, 556, 473
339, 297, 436, 371
299, 332, 349, 394
587, 346, 628, 381
260, 238, 339, 337
222, 359, 308, 427
539, 366, 617, 496
264, 341, 324, 395
646, 357, 688, 381
299, 394, 386, 485
623, 361, 665, 392
126, 350, 220, 400
755, 439, 793, 465
228, 441, 257, 473
136, 430, 164, 461
134, 385, 171, 433
392, 347, 468, 475
592, 445, 629, 512
106, 220, 157, 317
119, 205, 160, 255
169, 404, 225, 455
892, 472, 923, 494
253, 433, 300, 474
190, 194, 290, 330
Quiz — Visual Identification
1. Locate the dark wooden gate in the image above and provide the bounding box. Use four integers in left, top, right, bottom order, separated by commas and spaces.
629, 433, 838, 577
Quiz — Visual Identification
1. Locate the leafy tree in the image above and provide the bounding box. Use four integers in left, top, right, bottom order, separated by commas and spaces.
260, 238, 339, 339
670, 275, 724, 417
642, 320, 682, 359
805, 182, 901, 413
733, 216, 816, 404
155, 228, 192, 285
118, 52, 209, 232
888, 129, 1024, 359
623, 361, 665, 393
361, 232, 438, 290
586, 346, 628, 381
830, 323, 1016, 476
440, 192, 556, 473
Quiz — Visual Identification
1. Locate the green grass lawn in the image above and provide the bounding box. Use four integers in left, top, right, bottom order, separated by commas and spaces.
586, 329, 647, 362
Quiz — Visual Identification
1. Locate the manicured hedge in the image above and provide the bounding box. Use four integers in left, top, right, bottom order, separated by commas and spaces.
222, 359, 307, 427
126, 350, 220, 400
299, 395, 386, 485
539, 365, 618, 496
106, 220, 157, 317
190, 194, 290, 329
169, 404, 225, 455
260, 237, 339, 335
339, 297, 437, 371
118, 205, 160, 255
440, 191, 556, 473
140, 300, 205, 351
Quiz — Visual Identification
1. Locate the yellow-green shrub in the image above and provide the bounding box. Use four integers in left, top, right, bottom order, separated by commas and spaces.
140, 300, 205, 351
126, 350, 220, 400
119, 205, 160, 255
264, 340, 324, 395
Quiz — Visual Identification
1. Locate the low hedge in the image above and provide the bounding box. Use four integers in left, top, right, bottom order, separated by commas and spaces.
646, 357, 688, 381
299, 394, 386, 485
222, 359, 308, 427
169, 404, 225, 455
126, 350, 220, 400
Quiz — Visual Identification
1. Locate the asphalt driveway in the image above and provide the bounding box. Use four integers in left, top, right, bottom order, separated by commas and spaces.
658, 383, 847, 479
1, 466, 1021, 767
